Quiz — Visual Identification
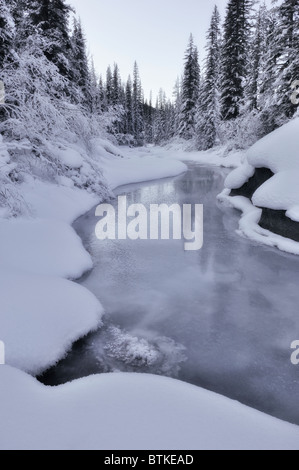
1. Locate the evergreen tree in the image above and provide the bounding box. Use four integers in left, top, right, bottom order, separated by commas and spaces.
112, 63, 120, 106
27, 0, 73, 77
196, 6, 222, 150
179, 34, 200, 139
132, 61, 144, 145
71, 18, 90, 100
173, 76, 182, 135
0, 1, 15, 68
221, 0, 253, 120
274, 0, 299, 119
98, 75, 106, 111
144, 92, 154, 143
245, 4, 269, 112
89, 60, 102, 114
125, 75, 133, 135
106, 65, 113, 106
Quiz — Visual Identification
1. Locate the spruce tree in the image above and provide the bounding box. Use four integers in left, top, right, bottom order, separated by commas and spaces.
125, 75, 133, 135
246, 4, 269, 112
71, 18, 90, 100
132, 62, 144, 145
0, 1, 15, 68
221, 0, 253, 120
179, 34, 200, 139
89, 60, 102, 115
27, 0, 73, 77
275, 0, 299, 119
112, 63, 120, 106
196, 6, 222, 150
106, 65, 113, 106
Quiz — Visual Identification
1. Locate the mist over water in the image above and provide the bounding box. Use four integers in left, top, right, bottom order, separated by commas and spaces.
41, 164, 299, 426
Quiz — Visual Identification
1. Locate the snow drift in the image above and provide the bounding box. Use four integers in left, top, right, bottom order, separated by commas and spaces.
220, 118, 299, 254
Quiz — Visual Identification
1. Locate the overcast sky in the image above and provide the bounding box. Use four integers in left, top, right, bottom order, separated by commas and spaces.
69, 0, 272, 101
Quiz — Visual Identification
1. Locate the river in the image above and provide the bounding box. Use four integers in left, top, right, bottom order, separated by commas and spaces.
41, 163, 299, 425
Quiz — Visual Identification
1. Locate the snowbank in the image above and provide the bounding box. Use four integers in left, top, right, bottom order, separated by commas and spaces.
100, 151, 187, 190
222, 118, 299, 253
0, 271, 103, 375
247, 118, 299, 173
125, 143, 243, 169
0, 218, 92, 278
1, 367, 299, 450
252, 170, 299, 215
21, 176, 99, 224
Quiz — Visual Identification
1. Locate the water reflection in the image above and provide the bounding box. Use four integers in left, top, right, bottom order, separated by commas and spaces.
41, 164, 299, 426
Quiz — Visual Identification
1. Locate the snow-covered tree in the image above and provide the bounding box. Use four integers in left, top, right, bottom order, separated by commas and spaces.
179, 34, 200, 139
28, 0, 73, 78
105, 65, 113, 107
0, 1, 15, 68
196, 6, 222, 150
246, 3, 269, 112
274, 0, 299, 119
125, 75, 133, 135
112, 63, 121, 106
132, 62, 144, 145
71, 18, 90, 101
173, 77, 182, 136
221, 0, 253, 120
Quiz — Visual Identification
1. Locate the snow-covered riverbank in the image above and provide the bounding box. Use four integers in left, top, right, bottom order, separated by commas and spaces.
1, 137, 299, 450
0, 137, 186, 375
219, 118, 299, 255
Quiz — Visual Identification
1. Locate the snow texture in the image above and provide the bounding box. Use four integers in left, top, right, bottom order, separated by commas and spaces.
0, 218, 92, 278
247, 118, 299, 173
0, 271, 103, 375
1, 132, 299, 449
145, 142, 243, 168
21, 177, 99, 223
100, 148, 188, 191
222, 118, 299, 254
0, 366, 299, 450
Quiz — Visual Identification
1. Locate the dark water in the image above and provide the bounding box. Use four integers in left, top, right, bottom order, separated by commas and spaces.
40, 164, 299, 425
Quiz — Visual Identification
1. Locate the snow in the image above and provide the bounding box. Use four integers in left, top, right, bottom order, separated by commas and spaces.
0, 271, 103, 375
252, 171, 299, 214
127, 143, 243, 169
225, 161, 255, 190
100, 151, 187, 191
1, 133, 299, 449
247, 118, 299, 173
21, 176, 99, 224
0, 218, 92, 278
0, 367, 299, 450
218, 190, 299, 256
222, 118, 299, 254
45, 142, 84, 169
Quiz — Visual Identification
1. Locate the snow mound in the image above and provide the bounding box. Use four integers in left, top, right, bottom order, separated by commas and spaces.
0, 271, 103, 375
222, 118, 299, 253
0, 366, 299, 450
252, 171, 299, 213
46, 142, 84, 169
21, 177, 99, 224
101, 152, 187, 190
247, 118, 299, 173
225, 162, 255, 190
0, 218, 92, 278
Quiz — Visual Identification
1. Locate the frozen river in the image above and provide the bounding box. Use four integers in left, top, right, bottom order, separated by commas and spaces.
41, 163, 299, 425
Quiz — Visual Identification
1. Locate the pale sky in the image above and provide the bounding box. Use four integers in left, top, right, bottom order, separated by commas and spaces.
69, 0, 273, 101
